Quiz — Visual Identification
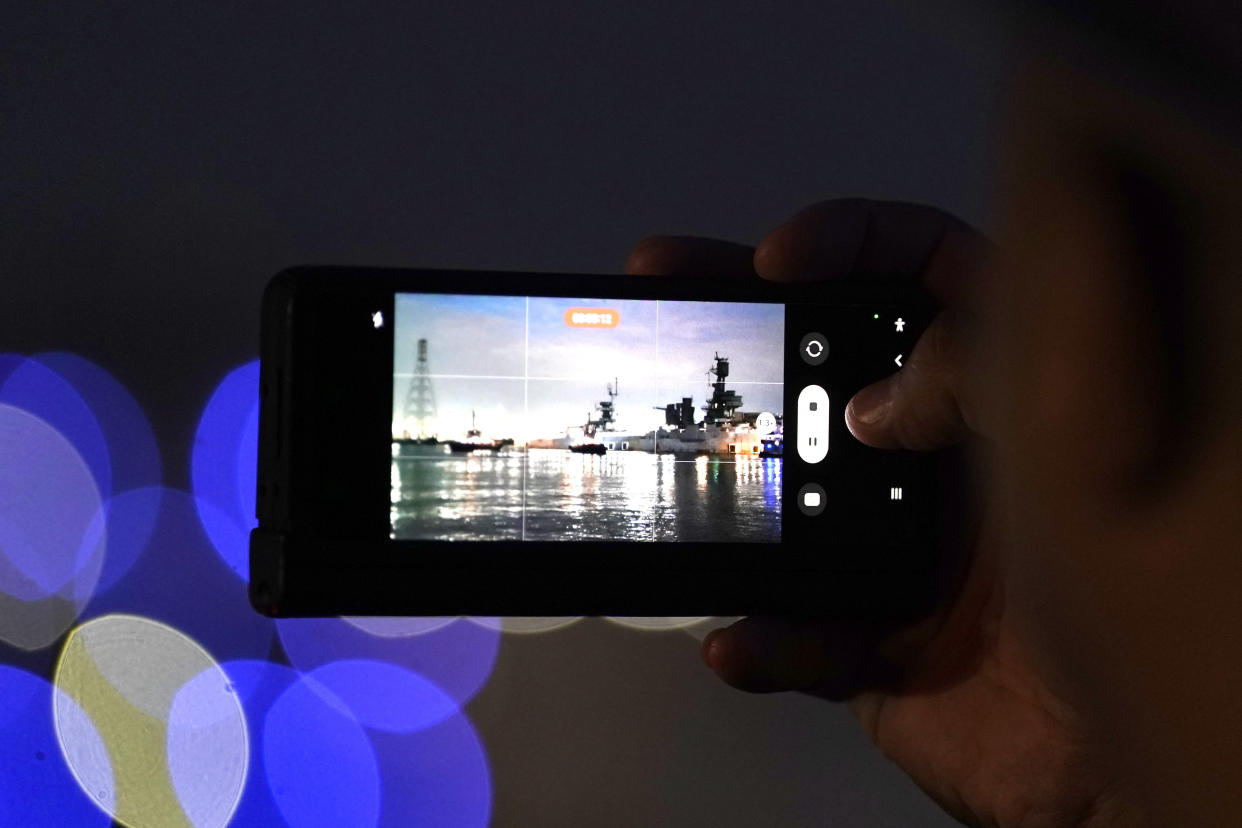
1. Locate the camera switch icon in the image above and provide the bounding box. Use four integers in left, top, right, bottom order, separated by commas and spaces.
799, 332, 829, 366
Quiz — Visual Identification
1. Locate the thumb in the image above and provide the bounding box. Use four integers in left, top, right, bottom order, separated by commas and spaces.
845, 309, 978, 451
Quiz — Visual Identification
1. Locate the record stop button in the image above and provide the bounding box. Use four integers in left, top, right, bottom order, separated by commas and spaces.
796, 384, 829, 463
799, 332, 829, 366
797, 483, 827, 516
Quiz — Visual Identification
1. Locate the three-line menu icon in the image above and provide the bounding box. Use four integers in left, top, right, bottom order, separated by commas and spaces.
890, 487, 903, 501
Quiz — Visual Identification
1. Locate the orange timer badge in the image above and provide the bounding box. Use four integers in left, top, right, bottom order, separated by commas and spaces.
563, 307, 620, 328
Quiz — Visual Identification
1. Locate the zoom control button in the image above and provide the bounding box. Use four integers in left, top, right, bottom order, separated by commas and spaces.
796, 385, 829, 463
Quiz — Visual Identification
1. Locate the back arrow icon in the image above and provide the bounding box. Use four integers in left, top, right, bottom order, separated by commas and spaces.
895, 354, 903, 367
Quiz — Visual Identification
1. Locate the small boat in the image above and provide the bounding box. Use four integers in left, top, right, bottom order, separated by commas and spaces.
394, 435, 439, 446
759, 436, 783, 458
568, 442, 607, 455
446, 440, 501, 453
446, 410, 504, 453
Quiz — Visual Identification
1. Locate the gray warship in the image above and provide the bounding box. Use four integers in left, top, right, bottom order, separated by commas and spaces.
529, 353, 783, 457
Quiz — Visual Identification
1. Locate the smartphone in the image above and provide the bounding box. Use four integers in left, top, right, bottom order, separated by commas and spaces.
250, 266, 955, 618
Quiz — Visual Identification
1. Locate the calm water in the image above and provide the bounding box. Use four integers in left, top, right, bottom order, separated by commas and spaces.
391, 446, 781, 542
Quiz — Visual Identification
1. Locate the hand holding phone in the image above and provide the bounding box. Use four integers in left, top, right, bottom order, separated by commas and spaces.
640, 201, 1112, 828
626, 199, 989, 684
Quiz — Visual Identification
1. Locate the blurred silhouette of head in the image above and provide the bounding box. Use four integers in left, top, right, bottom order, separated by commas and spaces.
983, 1, 1242, 821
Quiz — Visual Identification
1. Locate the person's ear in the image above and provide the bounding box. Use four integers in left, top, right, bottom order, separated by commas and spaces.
1093, 148, 1207, 501
990, 139, 1204, 519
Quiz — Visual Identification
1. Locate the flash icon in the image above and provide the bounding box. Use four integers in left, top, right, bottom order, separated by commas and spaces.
372, 311, 384, 329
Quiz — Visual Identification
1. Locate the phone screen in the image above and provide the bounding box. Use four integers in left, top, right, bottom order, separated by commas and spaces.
390, 293, 785, 543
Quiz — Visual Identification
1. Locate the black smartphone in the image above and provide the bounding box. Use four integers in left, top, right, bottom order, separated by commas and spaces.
250, 266, 954, 618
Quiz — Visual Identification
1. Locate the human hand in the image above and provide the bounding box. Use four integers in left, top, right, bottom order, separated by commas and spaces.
627, 199, 1139, 827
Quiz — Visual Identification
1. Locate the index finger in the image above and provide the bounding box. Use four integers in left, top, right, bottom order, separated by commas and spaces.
754, 199, 989, 304
625, 235, 758, 280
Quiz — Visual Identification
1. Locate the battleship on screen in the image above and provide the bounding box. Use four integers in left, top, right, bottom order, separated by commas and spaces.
250, 266, 950, 618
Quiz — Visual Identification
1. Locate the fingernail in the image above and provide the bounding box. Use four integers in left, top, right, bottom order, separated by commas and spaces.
703, 630, 725, 670
850, 381, 892, 425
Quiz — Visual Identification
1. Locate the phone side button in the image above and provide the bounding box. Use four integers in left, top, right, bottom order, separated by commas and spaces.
797, 385, 829, 463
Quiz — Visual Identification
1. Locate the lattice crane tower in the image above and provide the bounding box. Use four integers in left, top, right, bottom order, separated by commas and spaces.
402, 337, 437, 438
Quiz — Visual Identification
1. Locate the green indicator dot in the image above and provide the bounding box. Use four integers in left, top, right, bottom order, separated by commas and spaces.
873, 313, 879, 319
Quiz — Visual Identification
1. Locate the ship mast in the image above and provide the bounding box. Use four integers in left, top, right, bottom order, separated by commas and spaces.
702, 353, 743, 424
583, 378, 619, 437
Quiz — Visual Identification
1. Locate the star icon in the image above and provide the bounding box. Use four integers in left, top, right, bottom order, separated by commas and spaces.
895, 317, 905, 332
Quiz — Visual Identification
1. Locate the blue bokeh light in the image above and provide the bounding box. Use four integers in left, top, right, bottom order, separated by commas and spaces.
0, 664, 112, 826
236, 402, 259, 534
86, 486, 165, 598
1, 343, 499, 826
82, 489, 275, 665
307, 659, 460, 734
0, 404, 104, 604
370, 708, 492, 828
158, 659, 493, 828
208, 660, 301, 828
277, 617, 501, 712
0, 356, 112, 500
264, 671, 382, 828
0, 353, 22, 386
192, 361, 259, 581
166, 660, 249, 828
31, 353, 163, 595
0, 352, 164, 608
31, 353, 161, 495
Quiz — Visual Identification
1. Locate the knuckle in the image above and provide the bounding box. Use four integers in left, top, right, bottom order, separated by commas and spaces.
625, 236, 678, 274
924, 311, 961, 368
890, 312, 973, 448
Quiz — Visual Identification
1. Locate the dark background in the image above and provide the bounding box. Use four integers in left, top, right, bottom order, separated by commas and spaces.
4, 2, 1008, 824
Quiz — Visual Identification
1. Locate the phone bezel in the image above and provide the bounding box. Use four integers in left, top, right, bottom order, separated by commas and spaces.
251, 266, 950, 618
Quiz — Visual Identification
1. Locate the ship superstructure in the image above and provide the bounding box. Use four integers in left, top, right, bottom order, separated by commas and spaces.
529, 354, 782, 456
644, 353, 769, 455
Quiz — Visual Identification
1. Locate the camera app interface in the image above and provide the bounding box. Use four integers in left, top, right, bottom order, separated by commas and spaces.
391, 294, 784, 542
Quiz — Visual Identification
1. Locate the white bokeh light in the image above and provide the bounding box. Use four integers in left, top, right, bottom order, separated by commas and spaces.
0, 404, 106, 650
605, 617, 713, 631
54, 614, 248, 828
468, 617, 585, 634
341, 615, 459, 637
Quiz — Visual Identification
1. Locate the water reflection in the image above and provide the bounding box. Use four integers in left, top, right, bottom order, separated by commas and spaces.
392, 446, 780, 542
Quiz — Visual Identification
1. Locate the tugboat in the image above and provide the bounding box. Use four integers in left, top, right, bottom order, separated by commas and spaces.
394, 431, 438, 447
392, 430, 439, 457
759, 431, 784, 457
445, 410, 504, 453
567, 380, 619, 455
